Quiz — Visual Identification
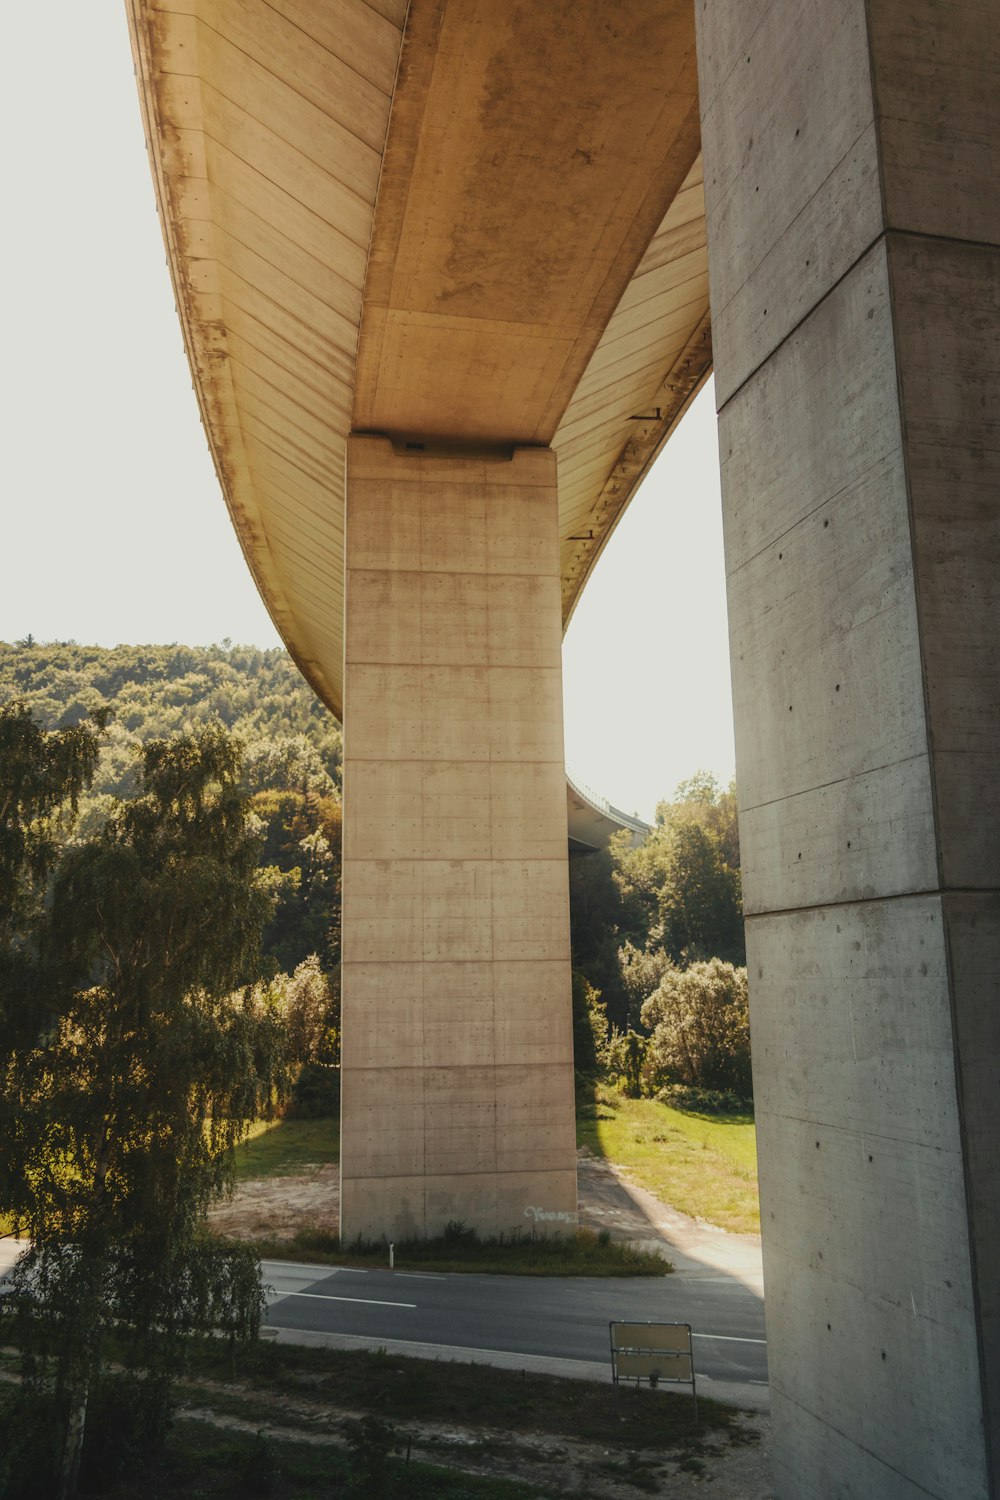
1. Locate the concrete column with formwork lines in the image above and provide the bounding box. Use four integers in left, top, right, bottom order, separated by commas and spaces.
696, 1, 1000, 1495
340, 434, 578, 1243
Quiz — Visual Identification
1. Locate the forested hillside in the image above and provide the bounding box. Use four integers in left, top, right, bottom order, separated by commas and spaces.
0, 640, 342, 976
2, 640, 748, 1107
0, 639, 341, 783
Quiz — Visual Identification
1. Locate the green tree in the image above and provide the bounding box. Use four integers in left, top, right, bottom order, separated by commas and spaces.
242, 732, 337, 798
568, 846, 633, 1028
617, 939, 673, 1030
614, 776, 745, 968
0, 702, 107, 1073
609, 826, 673, 948
0, 700, 104, 927
658, 771, 741, 873
606, 1028, 648, 1099
0, 724, 291, 1500
656, 821, 744, 966
641, 959, 752, 1098
252, 788, 342, 970
276, 955, 342, 1118
571, 970, 609, 1083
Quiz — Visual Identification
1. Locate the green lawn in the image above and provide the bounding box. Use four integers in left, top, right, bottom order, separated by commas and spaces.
232, 1086, 760, 1241
577, 1087, 760, 1235
234, 1117, 340, 1179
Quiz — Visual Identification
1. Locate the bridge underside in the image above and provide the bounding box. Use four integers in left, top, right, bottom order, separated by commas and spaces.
129, 1, 999, 1495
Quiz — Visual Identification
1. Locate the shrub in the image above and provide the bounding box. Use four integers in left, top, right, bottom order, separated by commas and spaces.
641, 959, 752, 1099
284, 1061, 340, 1118
654, 1083, 751, 1116
343, 1414, 403, 1497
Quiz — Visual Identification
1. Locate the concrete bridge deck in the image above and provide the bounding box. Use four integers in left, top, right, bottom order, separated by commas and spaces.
128, 0, 711, 716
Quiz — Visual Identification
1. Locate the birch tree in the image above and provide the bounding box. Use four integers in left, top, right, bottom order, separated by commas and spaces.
0, 720, 290, 1499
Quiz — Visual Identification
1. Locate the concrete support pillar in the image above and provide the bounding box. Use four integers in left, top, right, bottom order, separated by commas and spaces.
696, 3, 999, 1495
339, 435, 577, 1242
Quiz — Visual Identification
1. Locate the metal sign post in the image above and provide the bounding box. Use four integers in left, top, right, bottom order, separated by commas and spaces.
609, 1320, 698, 1422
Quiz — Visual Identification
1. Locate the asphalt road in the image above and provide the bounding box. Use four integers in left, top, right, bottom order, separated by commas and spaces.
262, 1259, 768, 1392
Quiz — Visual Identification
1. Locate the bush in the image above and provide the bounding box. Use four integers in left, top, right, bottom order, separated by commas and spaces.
571, 971, 609, 1079
641, 959, 751, 1099
0, 1386, 64, 1499
654, 1083, 751, 1116
606, 1028, 648, 1098
441, 1219, 478, 1248
237, 1430, 280, 1497
284, 1062, 340, 1119
0, 1369, 173, 1499
78, 1372, 173, 1492
343, 1414, 403, 1497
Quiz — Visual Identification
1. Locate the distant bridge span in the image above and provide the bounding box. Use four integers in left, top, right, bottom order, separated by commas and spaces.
128, 5, 999, 1496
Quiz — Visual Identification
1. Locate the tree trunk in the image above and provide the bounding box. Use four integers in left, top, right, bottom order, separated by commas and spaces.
58, 1377, 90, 1500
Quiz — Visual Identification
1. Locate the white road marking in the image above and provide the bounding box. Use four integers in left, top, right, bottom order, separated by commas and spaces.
261, 1261, 369, 1275
692, 1332, 766, 1346
267, 1290, 416, 1309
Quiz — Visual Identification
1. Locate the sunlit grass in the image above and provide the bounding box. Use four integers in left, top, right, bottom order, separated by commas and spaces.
233, 1117, 340, 1180
577, 1086, 760, 1235
230, 1091, 759, 1236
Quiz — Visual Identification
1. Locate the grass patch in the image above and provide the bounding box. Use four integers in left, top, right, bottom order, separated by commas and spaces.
0, 1392, 559, 1499
578, 1086, 760, 1235
157, 1417, 560, 1498
247, 1221, 670, 1276
1, 1336, 750, 1495
185, 1334, 739, 1455
2, 1302, 756, 1496
230, 1090, 759, 1242
234, 1117, 340, 1180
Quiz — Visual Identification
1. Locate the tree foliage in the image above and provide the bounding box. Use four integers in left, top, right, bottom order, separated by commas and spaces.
655, 821, 744, 967
658, 771, 741, 868
641, 959, 752, 1098
252, 789, 342, 971
571, 970, 609, 1084
617, 939, 673, 1030
614, 776, 744, 967
0, 720, 292, 1499
0, 640, 343, 976
568, 847, 632, 1028
569, 774, 750, 1103
0, 640, 341, 780
0, 702, 105, 930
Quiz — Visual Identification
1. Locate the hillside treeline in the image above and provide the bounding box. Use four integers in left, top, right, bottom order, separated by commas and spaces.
2, 641, 749, 1108
0, 640, 342, 977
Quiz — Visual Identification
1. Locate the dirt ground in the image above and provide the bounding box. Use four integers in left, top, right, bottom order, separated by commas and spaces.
182, 1385, 770, 1500
209, 1150, 747, 1261
208, 1153, 773, 1498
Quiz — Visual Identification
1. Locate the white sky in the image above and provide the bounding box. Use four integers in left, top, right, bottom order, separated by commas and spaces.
2, 4, 734, 823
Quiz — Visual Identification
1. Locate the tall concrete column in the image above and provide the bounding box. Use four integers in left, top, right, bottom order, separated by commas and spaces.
339, 435, 577, 1242
696, 2, 999, 1495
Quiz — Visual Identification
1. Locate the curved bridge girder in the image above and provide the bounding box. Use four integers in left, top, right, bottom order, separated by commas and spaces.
127, 0, 712, 718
